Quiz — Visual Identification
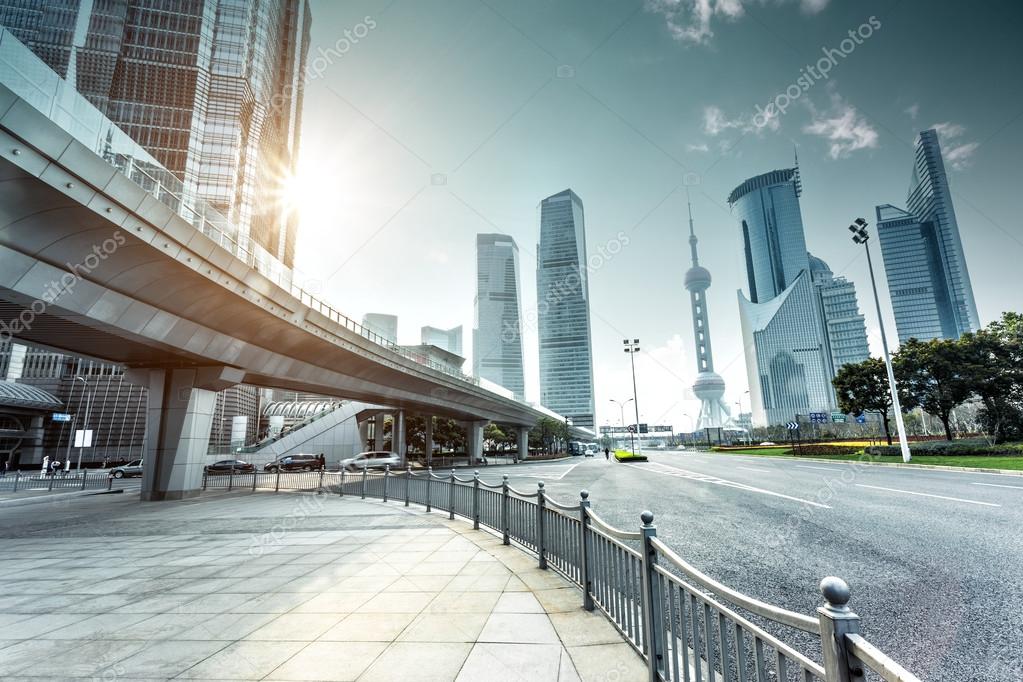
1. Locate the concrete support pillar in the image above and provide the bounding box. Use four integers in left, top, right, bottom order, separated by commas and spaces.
424, 416, 434, 468
465, 420, 485, 466
358, 417, 370, 451
374, 411, 388, 450
517, 426, 530, 463
125, 366, 243, 501
392, 410, 406, 464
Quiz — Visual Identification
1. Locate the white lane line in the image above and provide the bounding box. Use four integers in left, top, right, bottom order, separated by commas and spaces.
484, 461, 583, 481
972, 482, 1023, 490
736, 466, 769, 474
795, 465, 842, 472
626, 463, 830, 509
854, 484, 1000, 507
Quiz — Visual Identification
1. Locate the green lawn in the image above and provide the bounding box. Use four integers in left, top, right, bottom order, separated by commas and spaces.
710, 448, 1023, 471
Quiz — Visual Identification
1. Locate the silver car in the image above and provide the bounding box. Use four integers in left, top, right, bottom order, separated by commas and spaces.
340, 451, 400, 472
110, 459, 143, 478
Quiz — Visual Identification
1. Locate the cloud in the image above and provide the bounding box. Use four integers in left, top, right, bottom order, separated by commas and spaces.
646, 0, 829, 44
703, 104, 779, 137
904, 103, 919, 120
802, 95, 878, 158
930, 122, 978, 170
686, 142, 710, 152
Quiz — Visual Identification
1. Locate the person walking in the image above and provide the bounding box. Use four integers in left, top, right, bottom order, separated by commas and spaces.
603, 447, 610, 461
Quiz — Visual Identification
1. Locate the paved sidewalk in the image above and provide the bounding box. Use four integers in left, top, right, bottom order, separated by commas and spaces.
0, 491, 646, 681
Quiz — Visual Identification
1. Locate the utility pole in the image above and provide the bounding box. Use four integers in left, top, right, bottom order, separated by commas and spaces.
623, 339, 642, 455
849, 218, 911, 463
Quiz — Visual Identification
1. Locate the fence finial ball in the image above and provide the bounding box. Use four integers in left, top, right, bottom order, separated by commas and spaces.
641, 510, 654, 525
502, 474, 508, 481
538, 481, 545, 489
580, 489, 589, 499
820, 576, 851, 607
474, 470, 479, 476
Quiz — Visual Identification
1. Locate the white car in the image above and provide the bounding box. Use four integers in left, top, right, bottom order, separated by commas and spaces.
340, 451, 400, 472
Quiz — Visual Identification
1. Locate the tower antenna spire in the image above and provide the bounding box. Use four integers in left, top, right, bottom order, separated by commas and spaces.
687, 187, 699, 266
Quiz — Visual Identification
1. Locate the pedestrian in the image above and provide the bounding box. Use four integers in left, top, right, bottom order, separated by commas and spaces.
604, 447, 610, 461
51, 458, 62, 477
318, 453, 325, 471
1, 458, 7, 477
41, 455, 50, 478
102, 457, 109, 469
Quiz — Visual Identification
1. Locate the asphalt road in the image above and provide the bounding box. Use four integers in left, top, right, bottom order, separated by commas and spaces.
474, 451, 1023, 682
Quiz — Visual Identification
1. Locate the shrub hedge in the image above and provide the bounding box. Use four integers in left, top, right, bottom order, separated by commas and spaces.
865, 442, 1023, 457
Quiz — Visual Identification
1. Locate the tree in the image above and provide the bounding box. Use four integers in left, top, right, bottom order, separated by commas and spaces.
832, 358, 897, 445
962, 313, 1023, 443
483, 423, 506, 451
894, 338, 972, 441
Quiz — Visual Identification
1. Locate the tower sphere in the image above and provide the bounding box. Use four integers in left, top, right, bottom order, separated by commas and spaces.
692, 371, 726, 400
684, 265, 712, 290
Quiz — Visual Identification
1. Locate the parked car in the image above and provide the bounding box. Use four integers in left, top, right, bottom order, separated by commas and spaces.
339, 451, 400, 472
204, 459, 255, 475
264, 454, 321, 473
110, 459, 143, 478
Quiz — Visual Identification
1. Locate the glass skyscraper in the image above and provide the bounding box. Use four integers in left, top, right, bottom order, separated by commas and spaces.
474, 234, 525, 400
876, 129, 980, 342
421, 325, 463, 357
537, 189, 595, 429
810, 256, 871, 373
0, 0, 311, 268
731, 168, 836, 426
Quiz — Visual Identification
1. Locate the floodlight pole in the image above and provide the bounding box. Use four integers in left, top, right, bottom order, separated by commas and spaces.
851, 219, 911, 463
623, 339, 643, 456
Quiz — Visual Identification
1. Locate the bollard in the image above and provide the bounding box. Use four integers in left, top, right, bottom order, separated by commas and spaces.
228, 466, 234, 491
426, 466, 433, 512
501, 475, 510, 545
318, 469, 325, 495
107, 473, 113, 491
448, 469, 455, 520
81, 469, 88, 490
579, 490, 594, 611
404, 465, 411, 507
537, 482, 547, 570
48, 471, 55, 491
275, 466, 281, 493
472, 470, 480, 530
818, 577, 864, 682
252, 469, 258, 492
382, 465, 390, 503
361, 465, 367, 499
639, 511, 665, 682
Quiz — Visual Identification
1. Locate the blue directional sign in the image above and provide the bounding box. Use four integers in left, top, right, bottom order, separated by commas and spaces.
856, 415, 867, 424
809, 412, 828, 424
52, 413, 72, 422
786, 421, 799, 431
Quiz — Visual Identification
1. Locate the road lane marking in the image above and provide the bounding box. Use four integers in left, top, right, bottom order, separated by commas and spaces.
736, 466, 769, 474
854, 484, 1001, 507
626, 462, 831, 508
480, 461, 582, 481
795, 465, 842, 471
972, 482, 1023, 490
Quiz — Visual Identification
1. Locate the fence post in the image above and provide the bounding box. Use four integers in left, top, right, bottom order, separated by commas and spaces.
339, 467, 345, 496
13, 471, 20, 492
537, 481, 547, 570
818, 577, 864, 682
640, 511, 665, 682
448, 469, 455, 520
404, 465, 411, 507
275, 467, 280, 493
382, 465, 390, 503
318, 469, 325, 494
252, 469, 258, 491
361, 464, 368, 499
472, 470, 480, 530
501, 475, 510, 545
48, 471, 54, 491
228, 466, 234, 491
579, 490, 594, 611
426, 467, 432, 512
107, 473, 112, 491
81, 469, 88, 490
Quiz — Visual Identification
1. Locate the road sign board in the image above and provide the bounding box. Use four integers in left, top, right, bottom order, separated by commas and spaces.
639, 423, 648, 434
809, 412, 828, 424
627, 425, 636, 433
52, 413, 72, 423
73, 429, 94, 448
856, 415, 867, 424
786, 421, 799, 431
831, 413, 847, 423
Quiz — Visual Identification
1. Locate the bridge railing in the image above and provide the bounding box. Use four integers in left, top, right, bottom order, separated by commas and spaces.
201, 466, 922, 682
0, 28, 478, 389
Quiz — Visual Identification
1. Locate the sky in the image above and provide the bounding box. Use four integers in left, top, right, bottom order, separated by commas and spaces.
289, 0, 1023, 433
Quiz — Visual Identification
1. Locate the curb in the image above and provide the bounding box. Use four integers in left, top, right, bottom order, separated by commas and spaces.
704, 451, 1023, 476
0, 488, 125, 508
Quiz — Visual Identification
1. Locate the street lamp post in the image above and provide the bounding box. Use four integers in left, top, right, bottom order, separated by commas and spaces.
73, 376, 94, 471
849, 218, 911, 463
623, 339, 642, 456
609, 398, 633, 453
680, 412, 693, 449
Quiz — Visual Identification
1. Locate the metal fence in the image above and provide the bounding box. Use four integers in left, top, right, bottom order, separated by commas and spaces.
202, 466, 922, 682
0, 470, 127, 493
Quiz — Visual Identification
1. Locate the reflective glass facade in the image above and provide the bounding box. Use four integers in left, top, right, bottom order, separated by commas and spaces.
474, 234, 525, 400
730, 170, 835, 425
0, 0, 311, 268
421, 325, 463, 356
876, 130, 979, 342
537, 190, 595, 429
810, 256, 871, 372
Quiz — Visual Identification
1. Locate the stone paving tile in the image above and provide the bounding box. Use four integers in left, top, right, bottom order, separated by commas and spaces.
360, 641, 472, 682
244, 612, 346, 641
479, 613, 562, 644
176, 640, 308, 679
265, 640, 387, 681
318, 612, 417, 642
456, 642, 564, 681
397, 612, 489, 642
566, 642, 648, 682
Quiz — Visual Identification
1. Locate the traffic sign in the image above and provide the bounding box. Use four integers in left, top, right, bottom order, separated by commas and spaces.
856, 415, 867, 424
809, 412, 828, 424
74, 429, 94, 448
52, 413, 72, 423
627, 424, 636, 433
786, 421, 799, 431
639, 423, 648, 434
831, 413, 847, 423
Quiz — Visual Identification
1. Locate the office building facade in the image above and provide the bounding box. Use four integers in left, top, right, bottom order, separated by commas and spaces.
809, 256, 871, 373
362, 314, 398, 344
537, 190, 595, 428
730, 168, 836, 426
421, 325, 463, 356
473, 234, 525, 399
876, 129, 980, 342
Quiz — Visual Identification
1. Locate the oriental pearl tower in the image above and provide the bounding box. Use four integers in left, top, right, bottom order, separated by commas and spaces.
684, 196, 731, 429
